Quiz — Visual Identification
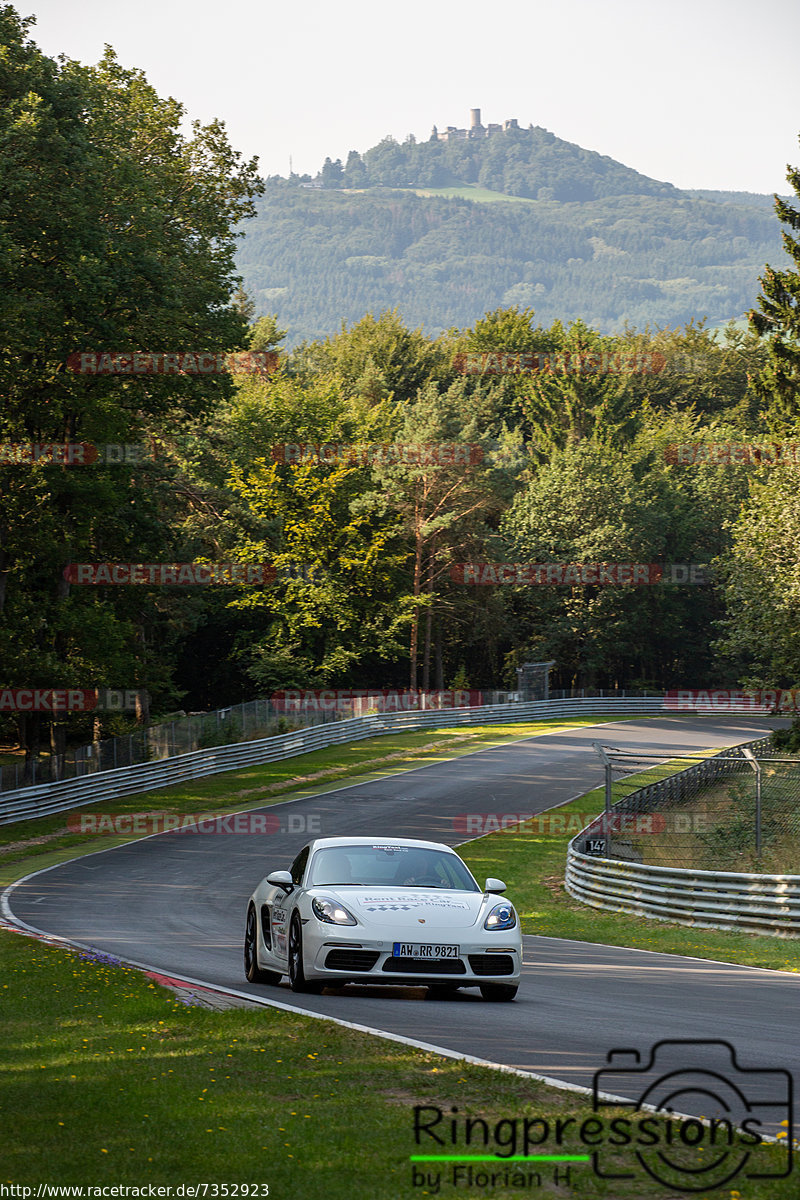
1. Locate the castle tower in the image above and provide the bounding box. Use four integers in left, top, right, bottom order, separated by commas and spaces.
470, 108, 481, 129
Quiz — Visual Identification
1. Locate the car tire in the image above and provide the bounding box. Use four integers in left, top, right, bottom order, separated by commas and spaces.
289, 914, 324, 994
479, 982, 518, 1002
244, 904, 282, 985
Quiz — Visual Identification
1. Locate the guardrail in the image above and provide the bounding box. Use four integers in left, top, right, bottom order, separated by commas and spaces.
0, 686, 657, 793
565, 855, 800, 937
565, 738, 800, 937
0, 696, 667, 824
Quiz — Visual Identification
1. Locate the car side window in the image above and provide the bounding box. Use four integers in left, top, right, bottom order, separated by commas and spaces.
289, 845, 309, 886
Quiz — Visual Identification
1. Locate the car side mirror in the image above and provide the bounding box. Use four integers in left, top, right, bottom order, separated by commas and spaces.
484, 877, 507, 894
266, 870, 294, 892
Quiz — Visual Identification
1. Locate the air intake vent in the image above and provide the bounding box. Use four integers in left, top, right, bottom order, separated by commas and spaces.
467, 954, 515, 976
383, 957, 467, 975
324, 949, 380, 971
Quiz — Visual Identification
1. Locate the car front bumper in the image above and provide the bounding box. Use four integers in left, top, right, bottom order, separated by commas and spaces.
304, 923, 522, 985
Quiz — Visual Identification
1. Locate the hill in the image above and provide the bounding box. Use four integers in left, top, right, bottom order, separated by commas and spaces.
235, 123, 789, 345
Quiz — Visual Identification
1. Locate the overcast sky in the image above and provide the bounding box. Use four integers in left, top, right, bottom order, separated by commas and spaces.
20, 0, 800, 194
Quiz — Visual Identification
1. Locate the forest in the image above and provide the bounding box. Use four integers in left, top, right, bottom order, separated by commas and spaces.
1, 6, 799, 769
236, 126, 791, 345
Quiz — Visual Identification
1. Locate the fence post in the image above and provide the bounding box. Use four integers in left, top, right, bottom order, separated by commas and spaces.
592, 741, 612, 855
742, 748, 762, 855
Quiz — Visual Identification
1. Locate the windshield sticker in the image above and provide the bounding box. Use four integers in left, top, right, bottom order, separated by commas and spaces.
359, 894, 470, 910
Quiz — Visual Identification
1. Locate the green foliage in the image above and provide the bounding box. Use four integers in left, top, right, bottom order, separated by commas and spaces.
771, 716, 800, 752
248, 313, 286, 351
236, 180, 787, 347
3, 14, 798, 751
359, 125, 677, 201
713, 467, 800, 687
749, 137, 800, 433
316, 309, 447, 404
0, 9, 263, 760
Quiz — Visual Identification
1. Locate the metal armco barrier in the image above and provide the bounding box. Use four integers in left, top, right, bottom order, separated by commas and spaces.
0, 697, 668, 824
566, 737, 800, 937
565, 855, 800, 938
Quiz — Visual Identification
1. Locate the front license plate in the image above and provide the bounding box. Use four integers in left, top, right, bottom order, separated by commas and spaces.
392, 943, 460, 958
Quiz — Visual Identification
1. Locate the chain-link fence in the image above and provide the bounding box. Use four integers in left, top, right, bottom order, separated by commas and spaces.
0, 699, 337, 793
1, 685, 665, 793
582, 739, 800, 873
0, 687, 537, 792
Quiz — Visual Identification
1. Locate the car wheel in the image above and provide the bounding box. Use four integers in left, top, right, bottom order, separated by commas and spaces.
244, 904, 282, 985
480, 982, 518, 1002
288, 914, 324, 994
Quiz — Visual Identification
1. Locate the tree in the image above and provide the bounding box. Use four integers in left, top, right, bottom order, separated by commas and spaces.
365, 380, 508, 689
516, 320, 640, 455
321, 157, 344, 188
232, 284, 256, 325
320, 310, 447, 405
713, 469, 800, 687
343, 150, 367, 188
500, 407, 750, 691
0, 10, 263, 770
249, 314, 286, 352
749, 137, 800, 433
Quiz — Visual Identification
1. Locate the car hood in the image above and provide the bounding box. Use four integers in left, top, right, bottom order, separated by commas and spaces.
318, 887, 487, 928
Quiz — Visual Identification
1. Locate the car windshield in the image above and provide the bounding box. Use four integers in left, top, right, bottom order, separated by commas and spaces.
307, 844, 480, 891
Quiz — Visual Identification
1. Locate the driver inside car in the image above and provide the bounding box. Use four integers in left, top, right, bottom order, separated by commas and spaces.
395, 852, 443, 886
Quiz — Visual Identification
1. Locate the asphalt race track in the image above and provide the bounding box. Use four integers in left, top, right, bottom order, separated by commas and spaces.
6, 716, 799, 1133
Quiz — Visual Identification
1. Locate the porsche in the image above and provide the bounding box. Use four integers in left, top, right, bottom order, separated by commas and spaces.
243, 836, 522, 1000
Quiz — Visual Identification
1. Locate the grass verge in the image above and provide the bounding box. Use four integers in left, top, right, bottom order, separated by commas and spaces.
0, 929, 793, 1197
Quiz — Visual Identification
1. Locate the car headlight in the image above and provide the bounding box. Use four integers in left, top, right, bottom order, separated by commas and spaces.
484, 902, 517, 931
311, 896, 357, 925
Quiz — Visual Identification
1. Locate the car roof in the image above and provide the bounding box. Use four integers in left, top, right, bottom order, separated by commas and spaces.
306, 835, 455, 854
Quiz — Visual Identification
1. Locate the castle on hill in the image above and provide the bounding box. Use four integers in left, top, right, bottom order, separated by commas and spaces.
431, 109, 519, 142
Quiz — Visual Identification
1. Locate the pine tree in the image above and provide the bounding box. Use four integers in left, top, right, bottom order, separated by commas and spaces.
749, 140, 800, 432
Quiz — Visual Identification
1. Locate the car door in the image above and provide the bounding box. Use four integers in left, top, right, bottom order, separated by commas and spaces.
270, 843, 310, 965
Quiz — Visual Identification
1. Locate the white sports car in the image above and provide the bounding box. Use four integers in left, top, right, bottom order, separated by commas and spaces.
244, 835, 522, 1000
